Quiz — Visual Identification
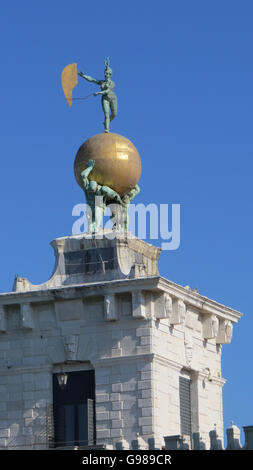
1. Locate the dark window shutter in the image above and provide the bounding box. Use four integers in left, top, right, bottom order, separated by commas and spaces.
179, 376, 191, 435
53, 403, 67, 446
46, 404, 55, 448
87, 399, 94, 444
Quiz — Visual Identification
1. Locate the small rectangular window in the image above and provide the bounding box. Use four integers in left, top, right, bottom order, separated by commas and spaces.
64, 247, 115, 274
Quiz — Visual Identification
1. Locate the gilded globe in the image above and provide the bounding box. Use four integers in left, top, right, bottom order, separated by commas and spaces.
74, 133, 142, 196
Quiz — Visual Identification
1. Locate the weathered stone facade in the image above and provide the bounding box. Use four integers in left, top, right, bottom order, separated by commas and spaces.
0, 232, 242, 449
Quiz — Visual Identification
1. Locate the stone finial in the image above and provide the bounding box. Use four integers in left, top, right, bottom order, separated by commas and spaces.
226, 422, 242, 449
63, 335, 79, 362
216, 320, 233, 344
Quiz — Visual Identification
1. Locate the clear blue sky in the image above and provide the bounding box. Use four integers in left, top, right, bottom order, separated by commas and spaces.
0, 0, 252, 444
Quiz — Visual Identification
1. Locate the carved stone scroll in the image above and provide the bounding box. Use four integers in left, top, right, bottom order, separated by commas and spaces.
216, 319, 233, 344
202, 314, 219, 340
170, 299, 186, 325
155, 293, 173, 320
132, 291, 146, 319
104, 294, 117, 321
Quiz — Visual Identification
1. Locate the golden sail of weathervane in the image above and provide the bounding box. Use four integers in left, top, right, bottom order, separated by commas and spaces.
61, 63, 78, 107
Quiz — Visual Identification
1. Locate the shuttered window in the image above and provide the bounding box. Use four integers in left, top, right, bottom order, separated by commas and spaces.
179, 376, 192, 435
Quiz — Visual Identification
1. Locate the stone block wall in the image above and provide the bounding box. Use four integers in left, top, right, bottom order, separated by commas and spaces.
0, 272, 241, 449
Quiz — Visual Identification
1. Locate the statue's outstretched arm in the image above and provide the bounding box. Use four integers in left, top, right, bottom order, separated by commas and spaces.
78, 71, 102, 85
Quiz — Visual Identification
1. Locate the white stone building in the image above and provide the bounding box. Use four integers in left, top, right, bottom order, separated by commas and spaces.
0, 232, 242, 449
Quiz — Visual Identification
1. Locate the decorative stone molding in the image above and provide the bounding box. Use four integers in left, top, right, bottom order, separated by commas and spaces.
155, 293, 173, 320
202, 314, 219, 340
216, 320, 233, 344
63, 334, 79, 362
52, 238, 65, 254
13, 233, 161, 292
20, 303, 34, 330
157, 278, 242, 325
111, 340, 122, 357
132, 264, 147, 278
8, 272, 242, 327
185, 308, 198, 329
0, 305, 7, 333
13, 276, 31, 292
132, 291, 146, 319
184, 331, 193, 368
170, 299, 186, 325
104, 294, 117, 321
164, 294, 173, 319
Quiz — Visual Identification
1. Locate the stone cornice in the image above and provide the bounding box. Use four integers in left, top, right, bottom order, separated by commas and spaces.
0, 354, 226, 386
0, 274, 242, 323
196, 369, 226, 387
153, 354, 226, 385
0, 364, 52, 376
93, 352, 226, 386
93, 352, 155, 368
0, 276, 160, 303
157, 277, 242, 323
